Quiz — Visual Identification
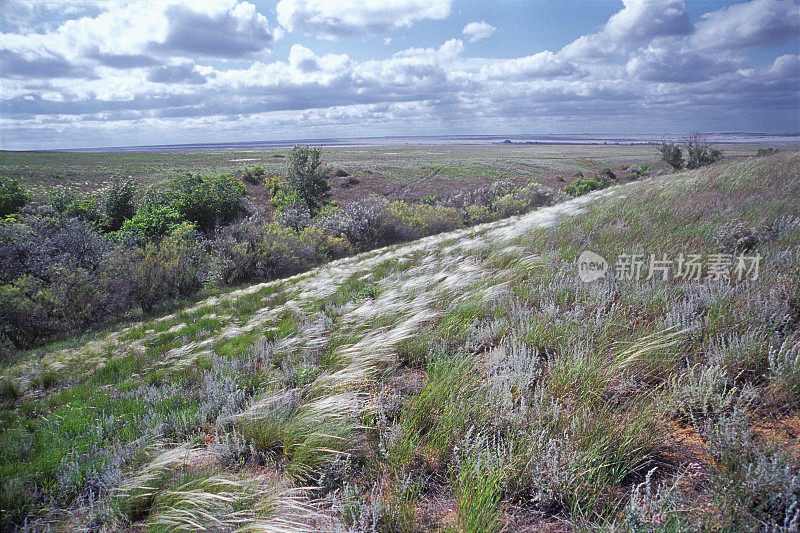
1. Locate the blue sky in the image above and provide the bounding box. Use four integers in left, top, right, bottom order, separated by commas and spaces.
1, 0, 798, 150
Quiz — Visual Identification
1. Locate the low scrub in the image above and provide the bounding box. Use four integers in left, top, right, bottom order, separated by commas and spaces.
565, 171, 614, 196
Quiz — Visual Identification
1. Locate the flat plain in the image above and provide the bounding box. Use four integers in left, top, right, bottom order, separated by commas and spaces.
0, 143, 765, 200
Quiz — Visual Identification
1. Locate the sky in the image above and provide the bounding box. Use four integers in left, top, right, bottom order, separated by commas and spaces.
0, 0, 798, 150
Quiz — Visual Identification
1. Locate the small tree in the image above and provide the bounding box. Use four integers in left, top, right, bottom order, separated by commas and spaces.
658, 142, 684, 170
684, 132, 722, 169
0, 176, 28, 218
103, 177, 137, 231
284, 145, 331, 217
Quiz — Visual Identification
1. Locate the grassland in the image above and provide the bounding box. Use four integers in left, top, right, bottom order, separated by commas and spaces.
0, 143, 761, 201
1, 150, 799, 531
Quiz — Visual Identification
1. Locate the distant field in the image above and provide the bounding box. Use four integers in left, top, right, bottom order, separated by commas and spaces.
0, 143, 767, 200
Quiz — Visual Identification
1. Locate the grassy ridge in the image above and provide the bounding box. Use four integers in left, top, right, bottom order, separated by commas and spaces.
1, 153, 799, 530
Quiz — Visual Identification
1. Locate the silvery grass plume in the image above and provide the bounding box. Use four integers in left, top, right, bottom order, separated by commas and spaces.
115, 444, 196, 518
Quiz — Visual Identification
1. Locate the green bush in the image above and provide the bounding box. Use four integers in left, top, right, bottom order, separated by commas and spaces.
47, 187, 104, 228
47, 186, 77, 214
493, 182, 558, 217
171, 174, 246, 232
464, 204, 496, 225
385, 201, 462, 240
205, 174, 247, 227
0, 176, 28, 217
658, 143, 684, 170
64, 195, 104, 229
103, 177, 136, 231
242, 164, 266, 185
284, 145, 331, 217
599, 167, 616, 180
565, 174, 613, 197
140, 173, 245, 233
122, 205, 185, 242
422, 194, 438, 206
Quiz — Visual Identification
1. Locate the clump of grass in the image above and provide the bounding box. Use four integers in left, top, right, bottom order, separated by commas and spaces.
146, 474, 265, 532
707, 409, 800, 529
0, 375, 21, 401
767, 332, 800, 407
389, 351, 485, 469
236, 390, 366, 485
452, 429, 506, 533
236, 389, 301, 452
283, 393, 367, 484
667, 364, 737, 424
115, 444, 195, 519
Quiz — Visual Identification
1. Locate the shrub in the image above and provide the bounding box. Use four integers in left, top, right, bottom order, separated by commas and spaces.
599, 167, 616, 181
284, 145, 331, 217
172, 173, 245, 232
103, 177, 136, 231
464, 204, 495, 225
684, 132, 722, 170
658, 142, 684, 170
315, 197, 390, 249
141, 173, 246, 233
0, 217, 111, 347
242, 164, 266, 185
206, 174, 247, 227
64, 194, 104, 229
564, 174, 613, 197
275, 198, 312, 232
708, 410, 800, 529
385, 201, 462, 240
46, 187, 105, 228
757, 147, 779, 157
253, 223, 326, 279
768, 333, 800, 406
212, 217, 330, 284
47, 186, 77, 214
122, 205, 185, 242
421, 194, 438, 206
0, 176, 28, 217
130, 223, 206, 312
493, 182, 559, 217
262, 174, 281, 199
438, 180, 517, 211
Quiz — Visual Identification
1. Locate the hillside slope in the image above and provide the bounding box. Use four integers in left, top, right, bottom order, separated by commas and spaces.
2, 153, 799, 531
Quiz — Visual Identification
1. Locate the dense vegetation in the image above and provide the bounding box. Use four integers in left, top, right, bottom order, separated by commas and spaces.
0, 147, 560, 354
0, 151, 797, 531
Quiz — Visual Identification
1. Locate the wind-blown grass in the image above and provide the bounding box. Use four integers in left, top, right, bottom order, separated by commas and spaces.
2, 152, 799, 530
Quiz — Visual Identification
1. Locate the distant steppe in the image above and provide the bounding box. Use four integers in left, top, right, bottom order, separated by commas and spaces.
0, 143, 773, 201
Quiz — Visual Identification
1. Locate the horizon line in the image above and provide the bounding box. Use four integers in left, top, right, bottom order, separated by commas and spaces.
3, 131, 799, 153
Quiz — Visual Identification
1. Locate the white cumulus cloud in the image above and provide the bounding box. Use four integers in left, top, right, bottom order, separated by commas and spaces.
462, 21, 496, 42
690, 0, 800, 51
561, 0, 692, 60
276, 0, 452, 39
